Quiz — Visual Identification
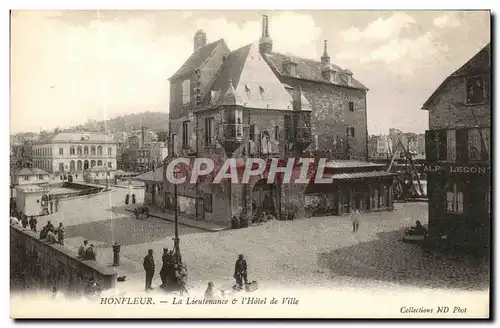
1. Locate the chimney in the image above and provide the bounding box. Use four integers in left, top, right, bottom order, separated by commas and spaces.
259, 15, 273, 54
321, 40, 330, 65
194, 29, 207, 53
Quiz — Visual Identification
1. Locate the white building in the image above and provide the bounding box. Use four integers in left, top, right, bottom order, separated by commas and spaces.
32, 132, 118, 182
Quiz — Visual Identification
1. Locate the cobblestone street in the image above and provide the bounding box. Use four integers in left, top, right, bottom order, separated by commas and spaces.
34, 191, 490, 294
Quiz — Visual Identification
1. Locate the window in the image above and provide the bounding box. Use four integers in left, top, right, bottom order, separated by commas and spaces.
108, 162, 112, 168
466, 76, 486, 105
182, 121, 189, 147
70, 147, 75, 155
446, 130, 456, 161
249, 124, 256, 141
274, 126, 280, 140
481, 128, 490, 158
349, 127, 355, 138
349, 101, 354, 112
108, 147, 112, 155
38, 175, 43, 180
446, 182, 463, 213
182, 79, 191, 104
77, 146, 82, 155
59, 148, 63, 155
205, 118, 215, 146
468, 128, 482, 160
59, 163, 64, 172
91, 160, 96, 167
84, 146, 89, 155
24, 176, 28, 181
97, 160, 102, 166
91, 146, 96, 155
171, 134, 177, 156
97, 146, 102, 155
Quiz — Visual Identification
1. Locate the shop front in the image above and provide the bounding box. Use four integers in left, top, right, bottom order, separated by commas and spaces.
426, 162, 491, 249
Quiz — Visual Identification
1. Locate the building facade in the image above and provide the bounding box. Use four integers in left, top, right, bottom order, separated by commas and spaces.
162, 16, 392, 225
31, 132, 118, 182
421, 43, 491, 250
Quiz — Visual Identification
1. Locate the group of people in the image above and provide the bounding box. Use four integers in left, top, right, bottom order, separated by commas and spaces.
10, 212, 38, 232
143, 248, 188, 294
203, 254, 250, 299
77, 240, 98, 261
39, 220, 66, 245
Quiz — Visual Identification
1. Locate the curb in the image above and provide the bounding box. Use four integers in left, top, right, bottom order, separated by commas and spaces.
124, 208, 230, 233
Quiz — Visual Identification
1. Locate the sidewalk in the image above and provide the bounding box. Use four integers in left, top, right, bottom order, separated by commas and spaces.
124, 205, 230, 232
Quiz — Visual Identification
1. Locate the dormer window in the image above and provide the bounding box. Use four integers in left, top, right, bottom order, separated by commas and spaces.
283, 57, 298, 77
182, 79, 191, 104
466, 75, 486, 105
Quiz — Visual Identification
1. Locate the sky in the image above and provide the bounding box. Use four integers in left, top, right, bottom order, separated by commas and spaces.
10, 10, 490, 135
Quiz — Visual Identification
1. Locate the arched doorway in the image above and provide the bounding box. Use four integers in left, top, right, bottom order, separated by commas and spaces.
77, 160, 83, 171
251, 179, 280, 218
91, 160, 96, 167
68, 175, 73, 183
84, 160, 89, 170
70, 160, 75, 172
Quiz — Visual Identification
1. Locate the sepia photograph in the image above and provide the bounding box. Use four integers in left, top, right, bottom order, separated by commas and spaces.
9, 8, 491, 319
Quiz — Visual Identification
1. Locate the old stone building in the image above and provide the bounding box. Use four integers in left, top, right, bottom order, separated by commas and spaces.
421, 43, 491, 250
164, 16, 393, 224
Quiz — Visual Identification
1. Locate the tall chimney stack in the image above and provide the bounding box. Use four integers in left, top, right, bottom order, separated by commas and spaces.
141, 126, 146, 148
321, 40, 330, 65
259, 15, 273, 54
194, 29, 207, 53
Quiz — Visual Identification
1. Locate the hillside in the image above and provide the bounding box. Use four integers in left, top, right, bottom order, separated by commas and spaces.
11, 111, 169, 143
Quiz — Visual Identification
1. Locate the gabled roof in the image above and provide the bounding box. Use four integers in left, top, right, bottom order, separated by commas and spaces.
264, 52, 368, 90
169, 39, 227, 80
16, 168, 49, 176
210, 43, 295, 110
421, 43, 490, 110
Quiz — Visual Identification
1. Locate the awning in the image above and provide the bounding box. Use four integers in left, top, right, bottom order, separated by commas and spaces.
330, 171, 397, 180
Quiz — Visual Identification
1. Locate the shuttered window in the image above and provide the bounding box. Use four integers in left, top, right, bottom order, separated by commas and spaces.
468, 128, 482, 160
446, 130, 456, 162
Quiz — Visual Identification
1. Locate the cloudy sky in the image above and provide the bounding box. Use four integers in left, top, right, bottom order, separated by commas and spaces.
10, 10, 490, 134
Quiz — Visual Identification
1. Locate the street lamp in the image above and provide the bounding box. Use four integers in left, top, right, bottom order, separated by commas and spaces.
173, 168, 182, 265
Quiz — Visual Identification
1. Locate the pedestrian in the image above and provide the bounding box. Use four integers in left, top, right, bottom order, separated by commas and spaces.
46, 228, 57, 244
21, 215, 29, 229
233, 254, 248, 289
49, 200, 53, 214
46, 220, 54, 231
39, 227, 48, 240
29, 216, 37, 232
204, 282, 215, 300
57, 223, 65, 244
132, 194, 136, 204
350, 207, 361, 232
10, 216, 20, 226
175, 264, 188, 295
54, 198, 59, 212
143, 249, 155, 291
78, 240, 89, 258
159, 248, 171, 288
84, 244, 97, 261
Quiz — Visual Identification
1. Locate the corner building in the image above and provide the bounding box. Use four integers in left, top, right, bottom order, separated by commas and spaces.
166, 17, 388, 224
421, 43, 491, 250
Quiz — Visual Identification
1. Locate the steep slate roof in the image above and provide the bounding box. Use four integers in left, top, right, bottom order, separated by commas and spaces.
210, 43, 295, 110
422, 43, 490, 110
169, 39, 226, 80
264, 52, 368, 90
16, 168, 49, 176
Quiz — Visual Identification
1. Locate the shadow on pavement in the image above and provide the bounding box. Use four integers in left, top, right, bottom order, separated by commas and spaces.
65, 215, 205, 247
317, 228, 490, 291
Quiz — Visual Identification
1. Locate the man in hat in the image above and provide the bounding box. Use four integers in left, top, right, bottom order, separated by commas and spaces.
234, 254, 248, 289
143, 249, 155, 291
29, 216, 37, 232
78, 240, 89, 258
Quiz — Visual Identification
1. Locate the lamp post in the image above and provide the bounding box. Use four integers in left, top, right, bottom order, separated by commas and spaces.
106, 167, 109, 191
173, 168, 182, 264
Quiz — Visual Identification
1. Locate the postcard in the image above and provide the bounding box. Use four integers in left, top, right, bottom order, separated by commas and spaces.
10, 9, 491, 319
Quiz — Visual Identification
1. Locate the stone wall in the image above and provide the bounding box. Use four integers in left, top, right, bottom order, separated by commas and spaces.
10, 225, 116, 295
427, 74, 491, 130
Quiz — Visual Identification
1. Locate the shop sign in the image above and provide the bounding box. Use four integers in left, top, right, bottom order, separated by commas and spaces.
423, 164, 490, 174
